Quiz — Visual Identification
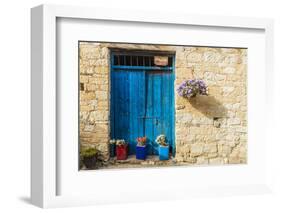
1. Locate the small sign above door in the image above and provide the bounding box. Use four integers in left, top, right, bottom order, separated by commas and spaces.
154, 56, 169, 66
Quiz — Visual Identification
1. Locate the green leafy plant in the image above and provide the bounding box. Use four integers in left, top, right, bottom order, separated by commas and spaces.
80, 147, 99, 169
80, 147, 98, 158
155, 134, 168, 146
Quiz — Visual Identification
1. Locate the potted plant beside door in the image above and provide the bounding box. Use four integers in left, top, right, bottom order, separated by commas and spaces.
80, 147, 99, 169
156, 135, 169, 160
109, 139, 116, 158
116, 139, 128, 160
136, 137, 147, 160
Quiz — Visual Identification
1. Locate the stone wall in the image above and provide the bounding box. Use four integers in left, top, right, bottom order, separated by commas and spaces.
174, 47, 247, 164
79, 42, 247, 165
79, 43, 110, 159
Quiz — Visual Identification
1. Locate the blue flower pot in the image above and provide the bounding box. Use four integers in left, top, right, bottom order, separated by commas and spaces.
159, 146, 169, 160
136, 145, 147, 160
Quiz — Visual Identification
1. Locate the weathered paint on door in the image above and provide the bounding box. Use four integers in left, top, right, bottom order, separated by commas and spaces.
110, 52, 175, 155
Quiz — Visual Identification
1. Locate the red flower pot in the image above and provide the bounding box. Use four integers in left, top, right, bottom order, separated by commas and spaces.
116, 144, 128, 160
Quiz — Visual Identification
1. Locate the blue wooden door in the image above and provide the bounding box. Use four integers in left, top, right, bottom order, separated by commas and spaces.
144, 71, 174, 155
110, 53, 175, 156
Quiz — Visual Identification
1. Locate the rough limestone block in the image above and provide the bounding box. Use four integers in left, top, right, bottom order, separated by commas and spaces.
190, 143, 204, 157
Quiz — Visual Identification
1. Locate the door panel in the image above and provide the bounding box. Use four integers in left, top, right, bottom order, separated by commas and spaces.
144, 72, 155, 155
111, 71, 130, 142
111, 70, 146, 154
145, 71, 173, 155
128, 71, 145, 154
162, 72, 174, 155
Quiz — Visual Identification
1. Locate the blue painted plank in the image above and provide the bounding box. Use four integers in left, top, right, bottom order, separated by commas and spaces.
144, 72, 152, 155
110, 68, 115, 139
153, 73, 162, 155
163, 72, 172, 152
123, 71, 130, 141
139, 71, 146, 138
128, 70, 145, 154
113, 71, 130, 142
114, 72, 122, 139
128, 72, 135, 154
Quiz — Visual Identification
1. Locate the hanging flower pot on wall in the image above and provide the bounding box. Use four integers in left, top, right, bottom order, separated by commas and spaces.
177, 79, 208, 98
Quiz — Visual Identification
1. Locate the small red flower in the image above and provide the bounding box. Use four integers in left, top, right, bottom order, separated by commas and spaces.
136, 137, 147, 146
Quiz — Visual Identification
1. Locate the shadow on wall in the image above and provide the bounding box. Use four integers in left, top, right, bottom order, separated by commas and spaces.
188, 95, 228, 119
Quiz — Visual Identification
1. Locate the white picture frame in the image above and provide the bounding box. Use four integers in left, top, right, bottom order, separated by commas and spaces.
31, 4, 274, 208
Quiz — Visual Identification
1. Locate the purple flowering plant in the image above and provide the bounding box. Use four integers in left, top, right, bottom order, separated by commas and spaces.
177, 79, 208, 98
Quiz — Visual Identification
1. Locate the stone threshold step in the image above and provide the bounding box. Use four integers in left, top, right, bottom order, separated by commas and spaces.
105, 154, 177, 165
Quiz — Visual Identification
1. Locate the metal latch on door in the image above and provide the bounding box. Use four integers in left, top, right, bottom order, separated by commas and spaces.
138, 116, 159, 125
